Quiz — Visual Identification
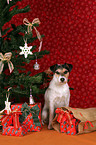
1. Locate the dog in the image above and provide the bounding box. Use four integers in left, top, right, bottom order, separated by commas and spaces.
42, 63, 73, 129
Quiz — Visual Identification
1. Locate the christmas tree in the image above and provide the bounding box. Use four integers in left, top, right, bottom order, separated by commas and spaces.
0, 0, 49, 110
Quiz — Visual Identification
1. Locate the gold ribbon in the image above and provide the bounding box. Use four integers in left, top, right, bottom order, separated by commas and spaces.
23, 18, 42, 41
0, 52, 14, 74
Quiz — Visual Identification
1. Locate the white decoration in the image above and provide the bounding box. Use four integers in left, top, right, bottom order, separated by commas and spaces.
29, 95, 35, 104
0, 87, 12, 115
19, 42, 33, 58
7, 0, 12, 4
5, 87, 12, 114
29, 88, 35, 104
5, 101, 11, 114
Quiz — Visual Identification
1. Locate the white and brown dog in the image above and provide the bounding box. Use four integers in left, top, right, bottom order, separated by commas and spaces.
42, 63, 73, 129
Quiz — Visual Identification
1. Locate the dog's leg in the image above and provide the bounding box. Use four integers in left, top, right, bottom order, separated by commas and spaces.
42, 104, 48, 124
48, 103, 54, 129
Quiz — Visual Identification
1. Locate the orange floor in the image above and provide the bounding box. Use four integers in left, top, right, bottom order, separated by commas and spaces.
0, 125, 96, 145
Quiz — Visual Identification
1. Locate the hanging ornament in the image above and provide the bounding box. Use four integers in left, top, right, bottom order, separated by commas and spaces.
0, 87, 12, 115
7, 0, 12, 4
19, 40, 33, 58
33, 55, 40, 70
29, 87, 35, 104
34, 61, 40, 70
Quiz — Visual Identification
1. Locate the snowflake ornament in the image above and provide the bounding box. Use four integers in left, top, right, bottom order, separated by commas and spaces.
19, 42, 33, 58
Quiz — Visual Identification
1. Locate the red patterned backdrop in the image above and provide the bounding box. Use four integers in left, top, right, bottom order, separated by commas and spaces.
4, 0, 96, 108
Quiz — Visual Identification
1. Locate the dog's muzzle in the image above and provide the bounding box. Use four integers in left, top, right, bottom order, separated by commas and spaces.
59, 76, 66, 83
60, 77, 65, 82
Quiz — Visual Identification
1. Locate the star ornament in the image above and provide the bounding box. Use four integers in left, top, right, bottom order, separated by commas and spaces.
19, 42, 33, 58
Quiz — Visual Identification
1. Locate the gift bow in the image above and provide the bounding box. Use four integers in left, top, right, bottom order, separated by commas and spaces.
20, 103, 41, 127
0, 52, 14, 74
56, 108, 73, 124
23, 18, 42, 41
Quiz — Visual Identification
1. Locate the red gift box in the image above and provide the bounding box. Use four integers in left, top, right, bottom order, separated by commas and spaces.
56, 108, 80, 135
1, 112, 27, 136
11, 103, 42, 132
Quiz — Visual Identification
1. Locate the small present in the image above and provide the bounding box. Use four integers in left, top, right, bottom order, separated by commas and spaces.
11, 102, 42, 132
52, 108, 80, 135
1, 111, 27, 136
56, 108, 80, 135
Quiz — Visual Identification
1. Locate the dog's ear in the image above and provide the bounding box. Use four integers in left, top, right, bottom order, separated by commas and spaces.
63, 63, 73, 72
50, 64, 58, 73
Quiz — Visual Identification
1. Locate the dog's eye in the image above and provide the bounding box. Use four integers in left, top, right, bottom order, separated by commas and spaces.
55, 71, 60, 75
64, 71, 68, 74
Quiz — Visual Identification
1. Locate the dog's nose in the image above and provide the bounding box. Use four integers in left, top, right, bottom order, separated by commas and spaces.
60, 78, 65, 82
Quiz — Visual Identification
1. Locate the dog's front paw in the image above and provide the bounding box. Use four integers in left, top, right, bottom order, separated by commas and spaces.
48, 124, 53, 130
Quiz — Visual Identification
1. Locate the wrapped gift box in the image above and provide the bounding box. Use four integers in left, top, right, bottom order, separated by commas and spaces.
55, 108, 80, 135
2, 112, 27, 136
11, 103, 42, 132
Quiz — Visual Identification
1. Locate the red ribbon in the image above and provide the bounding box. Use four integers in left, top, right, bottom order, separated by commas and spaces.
13, 112, 22, 129
56, 108, 73, 124
84, 121, 94, 130
1, 111, 22, 129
